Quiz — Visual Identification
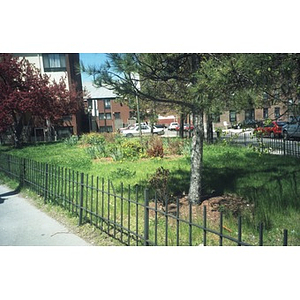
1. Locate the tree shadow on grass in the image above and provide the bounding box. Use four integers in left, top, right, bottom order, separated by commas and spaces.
136, 151, 300, 205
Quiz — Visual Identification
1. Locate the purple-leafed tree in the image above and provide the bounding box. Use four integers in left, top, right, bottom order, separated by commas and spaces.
0, 54, 83, 147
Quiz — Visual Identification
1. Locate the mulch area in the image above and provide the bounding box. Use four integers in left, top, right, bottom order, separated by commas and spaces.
149, 193, 254, 228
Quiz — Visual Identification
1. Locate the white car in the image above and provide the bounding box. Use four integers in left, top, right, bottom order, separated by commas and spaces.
168, 122, 179, 131
122, 125, 164, 137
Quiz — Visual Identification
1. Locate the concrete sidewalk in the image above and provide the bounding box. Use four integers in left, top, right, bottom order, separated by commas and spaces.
0, 185, 91, 246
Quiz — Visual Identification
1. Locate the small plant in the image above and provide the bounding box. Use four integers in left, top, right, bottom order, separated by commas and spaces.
64, 135, 79, 146
85, 144, 107, 159
148, 166, 170, 205
182, 141, 192, 157
109, 146, 124, 161
110, 167, 136, 178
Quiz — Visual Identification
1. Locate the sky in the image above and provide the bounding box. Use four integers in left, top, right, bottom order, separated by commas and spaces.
79, 53, 108, 83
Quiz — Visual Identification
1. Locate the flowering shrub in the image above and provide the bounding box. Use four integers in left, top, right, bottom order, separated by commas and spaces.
119, 140, 144, 160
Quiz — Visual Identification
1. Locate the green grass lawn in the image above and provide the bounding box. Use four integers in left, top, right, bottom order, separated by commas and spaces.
2, 137, 300, 245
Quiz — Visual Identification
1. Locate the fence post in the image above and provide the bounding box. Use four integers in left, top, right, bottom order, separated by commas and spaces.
259, 222, 264, 246
8, 155, 11, 176
144, 188, 150, 246
238, 216, 242, 246
20, 158, 26, 187
283, 138, 286, 156
78, 172, 84, 226
283, 229, 288, 246
203, 205, 207, 246
44, 164, 49, 204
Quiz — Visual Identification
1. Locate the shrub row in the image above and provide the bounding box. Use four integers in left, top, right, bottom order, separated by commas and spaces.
64, 133, 192, 161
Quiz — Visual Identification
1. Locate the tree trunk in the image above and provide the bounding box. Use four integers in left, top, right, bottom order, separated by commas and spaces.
206, 113, 214, 144
188, 110, 204, 204
179, 113, 185, 138
12, 114, 24, 148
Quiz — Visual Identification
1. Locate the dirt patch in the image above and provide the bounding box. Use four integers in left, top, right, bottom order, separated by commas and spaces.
149, 194, 254, 227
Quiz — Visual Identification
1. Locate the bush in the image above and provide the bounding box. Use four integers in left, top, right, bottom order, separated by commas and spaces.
81, 133, 106, 146
146, 136, 164, 158
119, 139, 144, 160
163, 138, 184, 155
148, 166, 170, 205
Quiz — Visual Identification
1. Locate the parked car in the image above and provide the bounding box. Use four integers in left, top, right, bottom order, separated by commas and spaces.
154, 124, 167, 129
282, 117, 300, 140
118, 122, 147, 133
122, 124, 165, 137
168, 122, 179, 131
118, 124, 135, 133
175, 123, 194, 131
240, 119, 261, 129
254, 121, 287, 138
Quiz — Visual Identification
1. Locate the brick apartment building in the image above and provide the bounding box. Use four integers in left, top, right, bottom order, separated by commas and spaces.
83, 81, 133, 133
211, 102, 289, 130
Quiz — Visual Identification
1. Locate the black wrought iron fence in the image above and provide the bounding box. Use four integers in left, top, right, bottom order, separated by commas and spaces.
0, 153, 290, 246
218, 131, 300, 158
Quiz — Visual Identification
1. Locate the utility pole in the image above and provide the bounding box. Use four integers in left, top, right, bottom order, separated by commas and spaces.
136, 94, 142, 142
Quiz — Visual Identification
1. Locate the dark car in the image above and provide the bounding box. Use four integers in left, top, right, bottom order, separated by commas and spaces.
240, 119, 261, 129
282, 117, 300, 140
154, 124, 167, 129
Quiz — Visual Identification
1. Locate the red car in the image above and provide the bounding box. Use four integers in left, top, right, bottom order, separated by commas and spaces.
175, 123, 194, 131
254, 121, 287, 138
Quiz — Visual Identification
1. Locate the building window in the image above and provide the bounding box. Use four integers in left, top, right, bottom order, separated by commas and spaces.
263, 108, 269, 119
114, 112, 121, 119
99, 126, 113, 133
104, 99, 111, 109
99, 113, 112, 120
229, 110, 236, 123
275, 107, 280, 119
245, 109, 255, 121
43, 54, 66, 72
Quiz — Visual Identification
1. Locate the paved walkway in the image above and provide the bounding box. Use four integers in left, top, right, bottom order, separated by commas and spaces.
0, 185, 90, 246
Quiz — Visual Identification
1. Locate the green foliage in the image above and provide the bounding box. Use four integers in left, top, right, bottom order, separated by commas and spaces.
64, 135, 79, 146
110, 167, 136, 179
85, 144, 107, 159
81, 133, 106, 146
148, 166, 170, 205
118, 139, 144, 161
109, 146, 124, 161
163, 138, 184, 155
